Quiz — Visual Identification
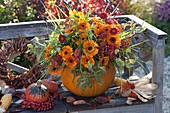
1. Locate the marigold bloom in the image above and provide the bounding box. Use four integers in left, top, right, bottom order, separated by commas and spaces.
94, 23, 103, 35
65, 56, 77, 67
107, 35, 121, 45
59, 46, 73, 59
78, 20, 90, 31
81, 55, 95, 68
84, 40, 99, 57
100, 56, 109, 66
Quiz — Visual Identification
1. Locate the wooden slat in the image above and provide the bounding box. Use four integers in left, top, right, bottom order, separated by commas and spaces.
7, 62, 29, 73
152, 39, 165, 113
72, 103, 153, 113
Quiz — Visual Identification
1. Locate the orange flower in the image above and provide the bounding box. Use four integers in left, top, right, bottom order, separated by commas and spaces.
65, 26, 74, 35
78, 20, 90, 31
47, 65, 63, 75
83, 40, 99, 57
99, 56, 109, 66
94, 22, 103, 35
76, 32, 87, 45
91, 17, 102, 23
59, 46, 73, 59
81, 55, 95, 68
107, 35, 121, 45
45, 45, 53, 60
65, 56, 77, 67
102, 24, 112, 34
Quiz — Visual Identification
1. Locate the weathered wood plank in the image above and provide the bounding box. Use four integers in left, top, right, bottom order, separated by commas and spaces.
74, 103, 153, 113
152, 39, 165, 113
7, 62, 29, 73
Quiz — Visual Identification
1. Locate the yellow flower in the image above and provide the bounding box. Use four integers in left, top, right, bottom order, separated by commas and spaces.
107, 35, 121, 45
69, 9, 78, 18
99, 56, 109, 66
78, 20, 90, 31
81, 55, 95, 68
84, 40, 99, 57
91, 17, 102, 23
94, 22, 103, 35
65, 56, 77, 67
59, 46, 73, 59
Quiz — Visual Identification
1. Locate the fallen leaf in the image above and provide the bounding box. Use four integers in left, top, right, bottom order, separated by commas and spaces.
73, 100, 86, 105
94, 96, 109, 104
66, 96, 76, 104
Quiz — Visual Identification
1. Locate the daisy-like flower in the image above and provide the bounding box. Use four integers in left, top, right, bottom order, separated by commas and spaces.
59, 46, 73, 60
59, 34, 66, 43
78, 20, 90, 31
69, 9, 78, 18
84, 40, 99, 57
94, 22, 103, 35
76, 32, 87, 45
102, 24, 112, 34
99, 56, 109, 66
65, 56, 77, 67
107, 35, 121, 45
81, 55, 95, 68
47, 64, 62, 75
65, 26, 74, 35
109, 27, 119, 35
45, 45, 53, 60
91, 17, 102, 23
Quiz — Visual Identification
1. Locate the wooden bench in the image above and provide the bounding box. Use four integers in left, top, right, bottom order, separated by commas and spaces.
0, 15, 167, 113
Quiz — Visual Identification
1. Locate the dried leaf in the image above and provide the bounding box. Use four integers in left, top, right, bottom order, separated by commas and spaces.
14, 99, 25, 104
138, 84, 158, 91
94, 96, 109, 104
66, 96, 76, 104
73, 100, 86, 105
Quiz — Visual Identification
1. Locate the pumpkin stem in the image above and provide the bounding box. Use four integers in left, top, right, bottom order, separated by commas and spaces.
37, 80, 42, 87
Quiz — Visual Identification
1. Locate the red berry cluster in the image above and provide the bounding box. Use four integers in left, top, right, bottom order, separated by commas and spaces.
22, 96, 54, 111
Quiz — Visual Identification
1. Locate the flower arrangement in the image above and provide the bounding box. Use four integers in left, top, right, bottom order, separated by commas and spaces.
32, 9, 145, 91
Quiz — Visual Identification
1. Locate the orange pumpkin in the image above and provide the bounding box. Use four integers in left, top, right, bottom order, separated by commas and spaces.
61, 62, 115, 97
25, 81, 49, 103
42, 79, 58, 94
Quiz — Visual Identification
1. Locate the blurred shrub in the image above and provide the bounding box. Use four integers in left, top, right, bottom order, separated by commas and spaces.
0, 0, 36, 24
123, 0, 154, 20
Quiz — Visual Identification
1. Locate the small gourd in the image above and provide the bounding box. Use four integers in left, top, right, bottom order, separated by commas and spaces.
42, 79, 58, 94
25, 80, 49, 103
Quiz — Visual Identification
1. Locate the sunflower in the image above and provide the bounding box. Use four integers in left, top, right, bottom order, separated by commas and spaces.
59, 46, 73, 59
65, 26, 74, 35
99, 56, 109, 66
107, 35, 121, 45
65, 56, 77, 67
94, 22, 103, 35
78, 20, 90, 31
84, 40, 99, 57
47, 64, 63, 75
81, 55, 95, 68
102, 24, 112, 34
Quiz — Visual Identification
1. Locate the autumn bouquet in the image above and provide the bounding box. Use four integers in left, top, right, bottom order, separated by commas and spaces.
33, 9, 145, 96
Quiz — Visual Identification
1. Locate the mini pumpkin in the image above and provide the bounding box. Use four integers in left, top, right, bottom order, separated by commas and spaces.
42, 79, 58, 94
25, 80, 49, 103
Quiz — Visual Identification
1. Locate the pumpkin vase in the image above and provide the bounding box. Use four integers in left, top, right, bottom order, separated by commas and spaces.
61, 63, 115, 97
